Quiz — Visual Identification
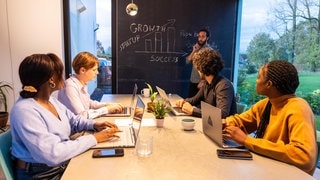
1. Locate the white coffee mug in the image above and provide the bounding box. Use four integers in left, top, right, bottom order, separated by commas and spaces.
141, 88, 150, 97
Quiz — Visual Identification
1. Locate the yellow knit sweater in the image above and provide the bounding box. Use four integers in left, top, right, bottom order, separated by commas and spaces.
226, 94, 317, 175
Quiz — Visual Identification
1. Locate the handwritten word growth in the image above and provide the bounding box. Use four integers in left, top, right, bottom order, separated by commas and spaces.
130, 23, 167, 34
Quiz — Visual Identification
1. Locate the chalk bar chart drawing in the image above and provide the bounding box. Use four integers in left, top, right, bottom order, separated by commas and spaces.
132, 19, 184, 55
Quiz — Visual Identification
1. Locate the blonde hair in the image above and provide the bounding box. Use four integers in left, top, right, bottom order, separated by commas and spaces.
72, 52, 99, 74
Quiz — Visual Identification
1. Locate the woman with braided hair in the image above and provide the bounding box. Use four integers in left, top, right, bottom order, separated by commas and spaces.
223, 60, 317, 175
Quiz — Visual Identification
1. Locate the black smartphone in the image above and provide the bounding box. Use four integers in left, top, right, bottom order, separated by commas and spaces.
92, 148, 124, 158
217, 149, 252, 160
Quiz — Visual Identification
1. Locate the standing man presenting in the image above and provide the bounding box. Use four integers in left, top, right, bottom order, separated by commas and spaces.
186, 28, 210, 98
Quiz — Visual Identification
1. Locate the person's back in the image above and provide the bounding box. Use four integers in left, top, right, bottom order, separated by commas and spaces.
185, 75, 237, 118
176, 47, 237, 118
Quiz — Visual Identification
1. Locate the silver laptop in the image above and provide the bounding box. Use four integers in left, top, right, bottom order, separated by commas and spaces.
156, 86, 187, 116
201, 101, 243, 148
91, 96, 145, 149
102, 83, 138, 117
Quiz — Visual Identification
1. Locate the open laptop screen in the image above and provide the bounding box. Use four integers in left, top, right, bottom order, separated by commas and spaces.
132, 96, 145, 139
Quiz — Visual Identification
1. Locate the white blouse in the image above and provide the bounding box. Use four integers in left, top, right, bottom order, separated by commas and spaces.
58, 75, 108, 119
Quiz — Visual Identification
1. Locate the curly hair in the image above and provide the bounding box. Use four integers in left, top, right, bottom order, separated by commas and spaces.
265, 60, 299, 94
192, 47, 224, 76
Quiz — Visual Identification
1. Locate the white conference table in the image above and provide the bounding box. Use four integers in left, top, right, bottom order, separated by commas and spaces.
61, 94, 314, 180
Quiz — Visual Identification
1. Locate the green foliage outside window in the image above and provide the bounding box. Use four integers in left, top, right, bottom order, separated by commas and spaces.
302, 89, 320, 115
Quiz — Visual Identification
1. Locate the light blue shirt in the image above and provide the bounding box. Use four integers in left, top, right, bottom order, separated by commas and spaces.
58, 75, 108, 119
10, 96, 97, 166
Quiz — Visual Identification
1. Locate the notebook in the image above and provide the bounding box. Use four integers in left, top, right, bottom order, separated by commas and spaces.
156, 86, 187, 116
102, 83, 138, 117
201, 101, 243, 148
91, 96, 145, 149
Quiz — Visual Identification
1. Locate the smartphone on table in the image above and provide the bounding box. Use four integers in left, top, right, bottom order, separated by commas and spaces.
92, 148, 124, 158
216, 149, 252, 160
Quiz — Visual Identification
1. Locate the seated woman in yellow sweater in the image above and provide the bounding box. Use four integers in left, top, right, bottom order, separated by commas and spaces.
223, 60, 317, 175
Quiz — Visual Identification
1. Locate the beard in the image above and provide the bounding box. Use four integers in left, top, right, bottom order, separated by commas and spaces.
197, 39, 207, 46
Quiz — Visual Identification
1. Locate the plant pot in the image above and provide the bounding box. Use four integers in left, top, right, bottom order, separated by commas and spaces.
156, 118, 164, 128
0, 112, 9, 128
147, 102, 155, 112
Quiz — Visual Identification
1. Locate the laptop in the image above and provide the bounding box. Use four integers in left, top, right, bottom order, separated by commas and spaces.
102, 83, 138, 117
156, 86, 187, 116
201, 101, 243, 148
91, 96, 145, 149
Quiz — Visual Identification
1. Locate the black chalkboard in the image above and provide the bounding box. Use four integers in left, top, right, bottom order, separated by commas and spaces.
114, 0, 239, 98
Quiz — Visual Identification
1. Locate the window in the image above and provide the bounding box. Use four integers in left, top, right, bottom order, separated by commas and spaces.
63, 1, 320, 125
237, 0, 320, 128
96, 0, 112, 94
63, 0, 112, 100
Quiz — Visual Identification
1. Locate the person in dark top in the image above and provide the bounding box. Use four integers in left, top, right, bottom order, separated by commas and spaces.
176, 47, 237, 118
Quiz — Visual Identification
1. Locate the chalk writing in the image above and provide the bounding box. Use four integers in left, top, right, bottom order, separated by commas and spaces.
119, 19, 186, 63
180, 30, 193, 38
130, 23, 166, 33
120, 35, 140, 51
149, 55, 179, 63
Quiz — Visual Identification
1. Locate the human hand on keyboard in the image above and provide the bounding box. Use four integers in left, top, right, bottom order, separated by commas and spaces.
94, 121, 122, 132
222, 126, 246, 145
106, 103, 124, 114
93, 128, 120, 143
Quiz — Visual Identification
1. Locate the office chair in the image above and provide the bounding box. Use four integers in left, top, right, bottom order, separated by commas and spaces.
0, 130, 14, 180
236, 103, 247, 114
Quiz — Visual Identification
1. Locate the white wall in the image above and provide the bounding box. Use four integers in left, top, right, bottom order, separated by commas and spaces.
0, 0, 64, 114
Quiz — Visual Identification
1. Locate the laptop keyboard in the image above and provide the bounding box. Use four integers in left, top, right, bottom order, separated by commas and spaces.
121, 107, 130, 114
173, 107, 183, 113
223, 138, 241, 147
109, 126, 135, 147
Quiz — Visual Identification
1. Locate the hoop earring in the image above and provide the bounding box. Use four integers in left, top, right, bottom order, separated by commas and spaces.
49, 82, 56, 89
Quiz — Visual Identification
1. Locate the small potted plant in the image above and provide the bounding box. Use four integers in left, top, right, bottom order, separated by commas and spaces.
145, 83, 158, 112
152, 99, 170, 128
0, 81, 13, 128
